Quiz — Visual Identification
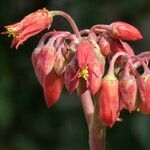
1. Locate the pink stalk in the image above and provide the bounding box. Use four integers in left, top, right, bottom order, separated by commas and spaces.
133, 57, 150, 69
91, 24, 112, 32
89, 97, 106, 150
37, 31, 69, 48
50, 11, 81, 38
132, 55, 148, 70
80, 29, 90, 35
132, 55, 150, 70
80, 51, 128, 150
108, 51, 128, 74
80, 90, 106, 150
124, 59, 135, 77
137, 51, 150, 58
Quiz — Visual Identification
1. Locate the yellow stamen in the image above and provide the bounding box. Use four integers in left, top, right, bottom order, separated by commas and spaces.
7, 27, 18, 37
78, 67, 89, 80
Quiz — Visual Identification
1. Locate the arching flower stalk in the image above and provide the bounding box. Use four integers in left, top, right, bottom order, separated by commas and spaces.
2, 8, 150, 150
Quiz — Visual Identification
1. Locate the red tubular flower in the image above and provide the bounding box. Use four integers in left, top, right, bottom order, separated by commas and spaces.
138, 73, 150, 114
88, 56, 105, 94
43, 70, 64, 108
2, 9, 53, 48
76, 39, 104, 95
96, 73, 119, 127
119, 74, 137, 112
76, 39, 96, 68
110, 21, 142, 41
32, 45, 56, 86
64, 39, 104, 95
98, 36, 111, 57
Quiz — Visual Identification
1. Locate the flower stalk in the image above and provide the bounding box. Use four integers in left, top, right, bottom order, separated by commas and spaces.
50, 11, 81, 39
89, 96, 106, 150
80, 90, 106, 150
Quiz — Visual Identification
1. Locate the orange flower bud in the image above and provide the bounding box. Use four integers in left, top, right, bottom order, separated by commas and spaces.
96, 73, 120, 127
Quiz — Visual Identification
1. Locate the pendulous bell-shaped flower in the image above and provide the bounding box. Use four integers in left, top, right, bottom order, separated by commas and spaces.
76, 39, 104, 95
43, 70, 64, 108
32, 45, 56, 86
119, 72, 137, 112
2, 9, 53, 48
96, 73, 120, 127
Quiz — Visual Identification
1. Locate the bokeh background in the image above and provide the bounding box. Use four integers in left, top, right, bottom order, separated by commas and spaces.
0, 0, 150, 150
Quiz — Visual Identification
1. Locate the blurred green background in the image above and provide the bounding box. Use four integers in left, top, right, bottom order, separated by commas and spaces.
0, 0, 150, 150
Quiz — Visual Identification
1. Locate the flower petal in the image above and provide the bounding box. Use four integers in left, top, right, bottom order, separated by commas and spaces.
43, 70, 64, 108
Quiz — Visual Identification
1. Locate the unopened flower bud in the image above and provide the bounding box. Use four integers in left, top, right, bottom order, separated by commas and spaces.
110, 21, 142, 41
43, 70, 64, 108
32, 46, 56, 86
54, 55, 66, 75
119, 74, 137, 112
99, 36, 111, 57
96, 73, 120, 127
